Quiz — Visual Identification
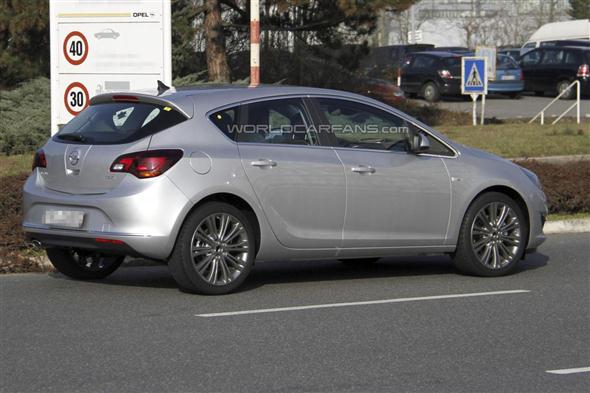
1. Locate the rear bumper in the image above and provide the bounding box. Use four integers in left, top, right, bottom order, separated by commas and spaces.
22, 171, 190, 260
488, 80, 524, 93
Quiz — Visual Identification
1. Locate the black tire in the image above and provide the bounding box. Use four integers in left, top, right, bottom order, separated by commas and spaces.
506, 92, 521, 99
46, 248, 124, 280
556, 80, 574, 99
452, 192, 528, 277
339, 258, 380, 264
421, 82, 440, 102
534, 91, 544, 97
168, 202, 256, 295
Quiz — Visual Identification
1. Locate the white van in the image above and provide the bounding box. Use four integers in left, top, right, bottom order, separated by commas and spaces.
521, 19, 590, 55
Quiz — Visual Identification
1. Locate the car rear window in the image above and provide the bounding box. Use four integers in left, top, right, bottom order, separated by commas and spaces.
442, 57, 461, 73
497, 55, 518, 69
54, 102, 187, 145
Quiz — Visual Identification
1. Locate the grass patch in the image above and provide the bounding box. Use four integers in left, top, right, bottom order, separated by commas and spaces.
547, 212, 590, 221
437, 121, 590, 158
0, 154, 33, 177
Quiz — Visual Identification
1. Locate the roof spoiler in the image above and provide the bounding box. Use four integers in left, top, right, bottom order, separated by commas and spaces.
89, 93, 192, 118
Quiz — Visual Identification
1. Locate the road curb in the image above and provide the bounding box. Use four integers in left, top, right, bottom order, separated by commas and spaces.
544, 218, 590, 234
510, 154, 590, 163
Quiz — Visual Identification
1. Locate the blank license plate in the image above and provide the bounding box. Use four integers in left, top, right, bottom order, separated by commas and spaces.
501, 75, 516, 80
43, 210, 85, 228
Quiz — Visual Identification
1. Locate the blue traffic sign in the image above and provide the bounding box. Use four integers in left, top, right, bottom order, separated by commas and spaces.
461, 57, 487, 95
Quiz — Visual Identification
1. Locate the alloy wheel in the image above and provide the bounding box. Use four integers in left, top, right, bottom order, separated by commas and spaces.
191, 213, 250, 286
470, 202, 522, 269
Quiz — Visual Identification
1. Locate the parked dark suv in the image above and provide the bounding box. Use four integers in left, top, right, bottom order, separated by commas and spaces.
520, 46, 590, 99
400, 52, 462, 102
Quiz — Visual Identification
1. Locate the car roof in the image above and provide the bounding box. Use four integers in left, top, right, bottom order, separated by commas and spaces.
409, 51, 460, 57
100, 84, 383, 117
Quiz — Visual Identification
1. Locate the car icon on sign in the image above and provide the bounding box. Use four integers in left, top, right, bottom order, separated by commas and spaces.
94, 28, 120, 39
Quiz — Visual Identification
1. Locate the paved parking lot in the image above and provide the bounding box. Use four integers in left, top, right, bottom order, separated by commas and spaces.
410, 94, 590, 120
1, 233, 589, 393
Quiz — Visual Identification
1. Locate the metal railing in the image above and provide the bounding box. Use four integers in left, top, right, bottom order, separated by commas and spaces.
529, 80, 581, 125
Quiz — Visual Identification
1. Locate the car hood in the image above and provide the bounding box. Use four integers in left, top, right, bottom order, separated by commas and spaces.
456, 143, 517, 166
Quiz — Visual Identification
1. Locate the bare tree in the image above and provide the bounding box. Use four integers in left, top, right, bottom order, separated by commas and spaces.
204, 0, 231, 82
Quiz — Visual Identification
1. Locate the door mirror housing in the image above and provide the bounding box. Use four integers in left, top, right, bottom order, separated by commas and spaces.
410, 133, 430, 153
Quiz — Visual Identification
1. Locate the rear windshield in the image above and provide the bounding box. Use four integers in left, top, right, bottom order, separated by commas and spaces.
497, 55, 518, 69
54, 102, 187, 145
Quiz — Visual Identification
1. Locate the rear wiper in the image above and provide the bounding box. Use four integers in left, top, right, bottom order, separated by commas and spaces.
57, 133, 88, 143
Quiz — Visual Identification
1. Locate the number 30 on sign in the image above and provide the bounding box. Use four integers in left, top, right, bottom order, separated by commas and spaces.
63, 82, 90, 116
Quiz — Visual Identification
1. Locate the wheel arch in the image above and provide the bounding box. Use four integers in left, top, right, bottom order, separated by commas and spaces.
467, 185, 531, 245
172, 192, 262, 258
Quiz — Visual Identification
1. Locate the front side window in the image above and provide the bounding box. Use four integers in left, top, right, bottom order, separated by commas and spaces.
318, 98, 453, 156
55, 102, 186, 144
238, 98, 318, 146
521, 50, 541, 66
317, 98, 412, 152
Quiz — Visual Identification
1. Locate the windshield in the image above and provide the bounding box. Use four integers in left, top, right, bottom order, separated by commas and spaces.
55, 102, 187, 145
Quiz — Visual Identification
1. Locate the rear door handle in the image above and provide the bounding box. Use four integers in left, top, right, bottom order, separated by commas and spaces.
250, 159, 277, 167
351, 165, 376, 174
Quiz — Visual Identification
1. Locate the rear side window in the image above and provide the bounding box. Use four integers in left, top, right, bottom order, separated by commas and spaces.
55, 102, 186, 145
209, 106, 239, 139
541, 49, 564, 65
412, 55, 436, 68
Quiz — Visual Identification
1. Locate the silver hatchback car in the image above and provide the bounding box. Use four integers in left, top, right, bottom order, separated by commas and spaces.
23, 86, 547, 294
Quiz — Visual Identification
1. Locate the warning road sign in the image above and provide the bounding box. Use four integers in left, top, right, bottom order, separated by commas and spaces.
63, 82, 90, 116
461, 57, 487, 95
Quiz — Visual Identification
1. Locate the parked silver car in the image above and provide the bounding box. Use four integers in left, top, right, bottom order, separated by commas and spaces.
23, 86, 547, 294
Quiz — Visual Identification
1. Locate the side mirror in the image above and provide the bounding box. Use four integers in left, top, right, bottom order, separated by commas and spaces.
411, 133, 430, 153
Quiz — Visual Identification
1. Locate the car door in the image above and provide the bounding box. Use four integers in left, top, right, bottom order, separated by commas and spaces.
537, 49, 565, 91
520, 49, 542, 91
237, 97, 346, 249
313, 97, 452, 248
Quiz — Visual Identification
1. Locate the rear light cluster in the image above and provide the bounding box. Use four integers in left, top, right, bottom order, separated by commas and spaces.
110, 149, 183, 179
438, 69, 452, 79
32, 149, 47, 171
577, 64, 589, 78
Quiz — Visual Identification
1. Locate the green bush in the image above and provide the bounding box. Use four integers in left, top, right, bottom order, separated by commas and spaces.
0, 77, 51, 155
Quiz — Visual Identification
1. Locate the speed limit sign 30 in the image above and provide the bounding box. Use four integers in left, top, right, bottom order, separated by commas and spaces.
63, 82, 90, 115
63, 31, 89, 66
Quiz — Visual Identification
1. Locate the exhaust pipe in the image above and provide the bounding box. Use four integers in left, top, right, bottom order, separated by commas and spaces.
30, 240, 43, 248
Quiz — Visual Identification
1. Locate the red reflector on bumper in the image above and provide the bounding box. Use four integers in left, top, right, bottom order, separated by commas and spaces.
95, 238, 125, 245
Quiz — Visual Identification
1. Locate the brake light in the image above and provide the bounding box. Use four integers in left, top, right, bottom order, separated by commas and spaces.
577, 64, 589, 78
112, 95, 139, 102
110, 149, 183, 178
32, 149, 47, 171
95, 238, 125, 245
438, 69, 452, 78
520, 70, 524, 80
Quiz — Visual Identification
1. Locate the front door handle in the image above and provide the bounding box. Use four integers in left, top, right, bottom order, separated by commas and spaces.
351, 165, 376, 174
250, 159, 277, 167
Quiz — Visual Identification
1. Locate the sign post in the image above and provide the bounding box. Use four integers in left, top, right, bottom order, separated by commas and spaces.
461, 57, 487, 126
49, 0, 172, 134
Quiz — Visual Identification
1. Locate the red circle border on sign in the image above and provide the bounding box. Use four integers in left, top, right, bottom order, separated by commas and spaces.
63, 31, 89, 66
63, 82, 90, 116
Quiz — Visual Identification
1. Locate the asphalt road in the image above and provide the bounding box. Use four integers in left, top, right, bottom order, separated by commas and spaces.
410, 94, 590, 120
1, 233, 589, 393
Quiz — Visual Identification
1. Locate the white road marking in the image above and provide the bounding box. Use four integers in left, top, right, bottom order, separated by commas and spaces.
546, 367, 590, 375
195, 289, 530, 318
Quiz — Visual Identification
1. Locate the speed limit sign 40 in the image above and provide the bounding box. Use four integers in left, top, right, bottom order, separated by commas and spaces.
64, 82, 90, 116
63, 31, 88, 65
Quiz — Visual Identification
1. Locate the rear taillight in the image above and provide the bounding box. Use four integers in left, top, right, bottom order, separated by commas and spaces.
110, 149, 183, 178
32, 149, 47, 171
577, 64, 589, 78
520, 70, 524, 80
438, 69, 452, 79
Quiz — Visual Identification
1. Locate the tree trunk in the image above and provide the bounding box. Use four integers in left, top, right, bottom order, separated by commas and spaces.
204, 0, 231, 82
